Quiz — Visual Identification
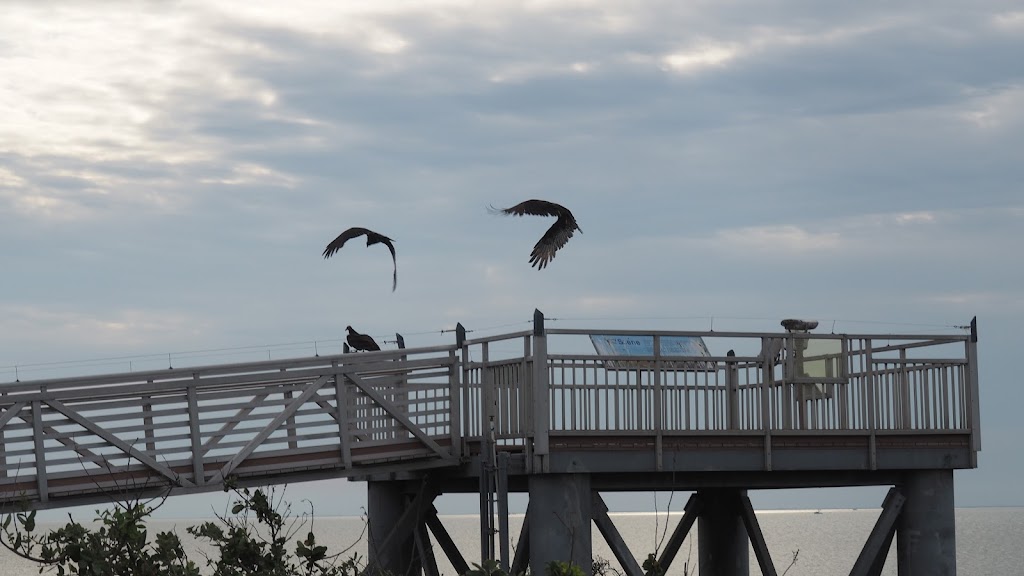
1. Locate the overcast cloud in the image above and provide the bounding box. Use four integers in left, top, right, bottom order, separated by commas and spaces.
2, 1, 1022, 516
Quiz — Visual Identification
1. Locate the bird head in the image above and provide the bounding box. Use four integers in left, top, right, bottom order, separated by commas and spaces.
345, 326, 354, 333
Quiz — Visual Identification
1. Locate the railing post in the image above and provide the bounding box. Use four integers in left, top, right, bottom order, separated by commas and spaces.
448, 348, 463, 459
333, 360, 353, 469
0, 391, 7, 479
783, 334, 794, 430
967, 317, 981, 462
726, 350, 739, 430
394, 333, 409, 444
283, 369, 299, 451
452, 324, 466, 459
482, 342, 496, 446
532, 309, 549, 473
188, 375, 205, 486
865, 339, 877, 470
32, 394, 47, 502
142, 392, 156, 453
839, 338, 850, 430
521, 334, 531, 452
653, 334, 663, 470
760, 338, 773, 471
898, 348, 910, 429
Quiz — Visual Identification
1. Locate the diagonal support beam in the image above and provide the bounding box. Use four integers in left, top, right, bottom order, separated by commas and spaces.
849, 487, 905, 576
316, 399, 372, 442
510, 506, 530, 576
18, 409, 114, 473
46, 399, 192, 488
416, 519, 440, 576
739, 494, 777, 576
657, 493, 702, 573
201, 393, 269, 454
425, 505, 471, 576
0, 401, 28, 429
211, 375, 330, 484
345, 372, 448, 457
592, 492, 644, 576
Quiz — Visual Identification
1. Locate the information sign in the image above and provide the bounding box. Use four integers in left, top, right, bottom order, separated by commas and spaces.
588, 334, 714, 371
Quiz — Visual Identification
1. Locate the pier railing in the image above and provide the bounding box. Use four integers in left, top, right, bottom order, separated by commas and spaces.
1, 315, 979, 509
0, 345, 461, 508
459, 321, 980, 468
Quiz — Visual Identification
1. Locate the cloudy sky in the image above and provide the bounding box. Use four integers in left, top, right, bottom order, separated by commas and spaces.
2, 1, 1022, 518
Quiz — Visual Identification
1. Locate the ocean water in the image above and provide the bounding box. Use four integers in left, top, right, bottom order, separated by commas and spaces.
0, 508, 1020, 575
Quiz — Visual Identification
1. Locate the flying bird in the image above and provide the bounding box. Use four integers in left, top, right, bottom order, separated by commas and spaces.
323, 227, 397, 291
346, 326, 381, 352
489, 199, 581, 269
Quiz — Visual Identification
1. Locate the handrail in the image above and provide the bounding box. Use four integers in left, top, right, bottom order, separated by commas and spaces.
0, 345, 458, 390
547, 327, 968, 341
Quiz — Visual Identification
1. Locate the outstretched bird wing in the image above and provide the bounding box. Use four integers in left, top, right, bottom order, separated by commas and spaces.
490, 199, 580, 269
490, 199, 567, 219
367, 232, 398, 292
323, 227, 371, 259
529, 214, 577, 269
323, 227, 398, 291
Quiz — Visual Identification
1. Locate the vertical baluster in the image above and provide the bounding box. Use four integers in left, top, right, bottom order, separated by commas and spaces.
940, 366, 950, 430
954, 364, 962, 428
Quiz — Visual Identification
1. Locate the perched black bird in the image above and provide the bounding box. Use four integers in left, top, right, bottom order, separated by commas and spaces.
323, 227, 397, 291
489, 199, 581, 269
346, 326, 381, 352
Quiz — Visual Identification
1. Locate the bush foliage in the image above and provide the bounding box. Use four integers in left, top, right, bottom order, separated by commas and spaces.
0, 482, 362, 576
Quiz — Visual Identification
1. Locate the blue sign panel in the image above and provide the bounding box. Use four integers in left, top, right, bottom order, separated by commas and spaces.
589, 335, 714, 371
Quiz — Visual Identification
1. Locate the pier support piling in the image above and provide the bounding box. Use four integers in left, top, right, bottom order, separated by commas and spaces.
368, 480, 430, 576
896, 470, 956, 576
697, 489, 750, 576
528, 474, 592, 576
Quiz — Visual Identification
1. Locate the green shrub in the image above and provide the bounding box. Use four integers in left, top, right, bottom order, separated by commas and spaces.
1, 482, 362, 576
545, 560, 585, 576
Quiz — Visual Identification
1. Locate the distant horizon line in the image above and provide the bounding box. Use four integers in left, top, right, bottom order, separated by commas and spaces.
123, 504, 1023, 522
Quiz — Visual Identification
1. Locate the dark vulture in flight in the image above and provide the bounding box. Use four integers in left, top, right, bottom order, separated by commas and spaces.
489, 199, 581, 269
323, 227, 397, 291
346, 326, 381, 352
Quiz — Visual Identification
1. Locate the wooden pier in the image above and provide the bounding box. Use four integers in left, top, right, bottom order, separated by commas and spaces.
0, 311, 980, 575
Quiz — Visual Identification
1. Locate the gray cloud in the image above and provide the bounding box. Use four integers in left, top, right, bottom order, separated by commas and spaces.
2, 1, 1022, 513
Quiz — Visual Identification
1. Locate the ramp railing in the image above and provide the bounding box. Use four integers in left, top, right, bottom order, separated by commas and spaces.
0, 345, 460, 509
